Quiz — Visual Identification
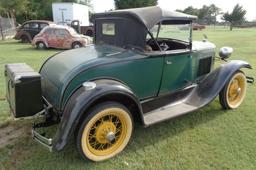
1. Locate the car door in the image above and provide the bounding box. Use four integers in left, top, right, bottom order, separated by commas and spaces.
55, 29, 70, 48
159, 51, 192, 95
47, 28, 58, 48
29, 22, 40, 38
47, 28, 65, 48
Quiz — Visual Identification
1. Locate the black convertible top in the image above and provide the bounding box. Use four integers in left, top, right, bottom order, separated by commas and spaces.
92, 6, 197, 49
92, 6, 197, 29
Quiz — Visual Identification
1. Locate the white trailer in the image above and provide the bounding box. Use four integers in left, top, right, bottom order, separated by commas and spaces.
52, 2, 89, 26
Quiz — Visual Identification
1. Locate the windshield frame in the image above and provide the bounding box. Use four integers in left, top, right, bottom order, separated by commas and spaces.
147, 20, 193, 51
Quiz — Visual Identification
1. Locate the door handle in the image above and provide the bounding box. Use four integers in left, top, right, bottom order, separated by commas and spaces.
166, 60, 172, 65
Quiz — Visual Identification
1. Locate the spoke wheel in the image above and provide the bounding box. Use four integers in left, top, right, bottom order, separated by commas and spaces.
77, 102, 133, 161
219, 71, 247, 109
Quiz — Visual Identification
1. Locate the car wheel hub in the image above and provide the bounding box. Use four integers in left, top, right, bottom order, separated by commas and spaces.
106, 131, 115, 142
95, 121, 116, 144
39, 43, 44, 48
74, 44, 80, 48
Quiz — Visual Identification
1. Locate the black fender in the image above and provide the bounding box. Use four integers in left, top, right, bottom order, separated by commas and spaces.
186, 60, 252, 107
52, 79, 142, 151
16, 31, 32, 41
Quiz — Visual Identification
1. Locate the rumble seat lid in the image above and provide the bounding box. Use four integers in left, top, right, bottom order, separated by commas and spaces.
39, 44, 131, 108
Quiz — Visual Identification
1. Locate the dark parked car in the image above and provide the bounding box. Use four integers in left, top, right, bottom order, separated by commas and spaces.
14, 20, 55, 43
5, 6, 253, 162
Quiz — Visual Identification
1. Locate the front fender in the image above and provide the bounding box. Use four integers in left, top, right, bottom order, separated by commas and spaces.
33, 38, 49, 47
52, 79, 141, 151
187, 60, 252, 107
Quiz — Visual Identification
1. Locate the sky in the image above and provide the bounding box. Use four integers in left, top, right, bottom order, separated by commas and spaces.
91, 0, 256, 21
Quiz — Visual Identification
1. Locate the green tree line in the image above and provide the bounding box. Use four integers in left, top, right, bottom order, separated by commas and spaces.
0, 0, 247, 31
177, 3, 246, 30
176, 4, 221, 25
114, 0, 157, 9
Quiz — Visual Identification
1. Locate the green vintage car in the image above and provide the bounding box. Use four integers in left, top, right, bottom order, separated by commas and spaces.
5, 6, 254, 161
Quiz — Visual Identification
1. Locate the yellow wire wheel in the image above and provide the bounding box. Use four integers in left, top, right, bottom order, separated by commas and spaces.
219, 71, 247, 109
77, 102, 133, 161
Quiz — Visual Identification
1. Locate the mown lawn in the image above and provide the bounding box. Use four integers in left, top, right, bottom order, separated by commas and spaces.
0, 27, 256, 170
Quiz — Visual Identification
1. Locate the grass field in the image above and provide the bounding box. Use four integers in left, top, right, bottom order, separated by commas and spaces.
0, 27, 256, 170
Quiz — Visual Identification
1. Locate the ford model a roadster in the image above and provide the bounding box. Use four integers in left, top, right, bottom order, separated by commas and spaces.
5, 6, 253, 161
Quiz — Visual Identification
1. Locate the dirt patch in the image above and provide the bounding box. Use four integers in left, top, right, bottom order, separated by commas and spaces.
0, 125, 27, 149
0, 97, 6, 101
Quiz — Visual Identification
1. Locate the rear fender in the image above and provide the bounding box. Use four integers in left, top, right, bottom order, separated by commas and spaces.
187, 60, 252, 107
52, 79, 142, 151
16, 31, 32, 41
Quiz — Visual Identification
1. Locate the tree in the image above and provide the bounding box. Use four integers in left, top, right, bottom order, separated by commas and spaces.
209, 4, 221, 26
177, 4, 221, 25
182, 6, 199, 16
114, 0, 157, 9
0, 0, 28, 20
198, 5, 216, 24
222, 4, 246, 31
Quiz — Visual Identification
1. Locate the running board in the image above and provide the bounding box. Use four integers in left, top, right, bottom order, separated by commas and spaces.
143, 102, 198, 126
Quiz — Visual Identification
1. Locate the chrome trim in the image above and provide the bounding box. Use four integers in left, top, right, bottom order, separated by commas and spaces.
32, 128, 53, 152
166, 60, 172, 65
183, 83, 197, 90
83, 81, 96, 91
246, 76, 254, 84
30, 97, 54, 152
13, 75, 22, 84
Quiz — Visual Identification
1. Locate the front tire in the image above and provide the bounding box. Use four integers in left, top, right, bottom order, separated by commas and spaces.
85, 30, 93, 37
36, 41, 46, 49
21, 35, 30, 43
72, 42, 82, 49
76, 102, 133, 162
219, 70, 247, 109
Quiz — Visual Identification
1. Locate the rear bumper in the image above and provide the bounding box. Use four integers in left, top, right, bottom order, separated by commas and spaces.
246, 76, 254, 84
32, 126, 53, 152
31, 97, 59, 152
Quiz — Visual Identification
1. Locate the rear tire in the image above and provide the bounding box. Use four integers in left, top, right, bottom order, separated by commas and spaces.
85, 30, 93, 37
36, 41, 46, 50
21, 35, 30, 43
76, 102, 133, 162
72, 42, 82, 49
219, 70, 247, 109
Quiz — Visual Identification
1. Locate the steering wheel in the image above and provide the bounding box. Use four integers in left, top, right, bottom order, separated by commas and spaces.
159, 42, 169, 51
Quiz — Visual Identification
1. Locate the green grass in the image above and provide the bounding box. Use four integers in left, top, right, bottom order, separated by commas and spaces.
0, 27, 256, 170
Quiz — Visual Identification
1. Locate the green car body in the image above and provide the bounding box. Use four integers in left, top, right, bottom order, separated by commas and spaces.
40, 42, 215, 112
5, 6, 253, 161
36, 6, 252, 152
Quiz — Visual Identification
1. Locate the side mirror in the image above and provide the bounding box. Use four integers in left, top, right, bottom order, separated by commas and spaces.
219, 47, 233, 60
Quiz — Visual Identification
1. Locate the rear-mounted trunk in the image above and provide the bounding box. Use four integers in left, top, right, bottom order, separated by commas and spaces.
5, 63, 43, 118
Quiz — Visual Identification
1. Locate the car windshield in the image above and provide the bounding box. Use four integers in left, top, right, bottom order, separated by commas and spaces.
67, 27, 78, 36
149, 23, 191, 43
41, 26, 49, 33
